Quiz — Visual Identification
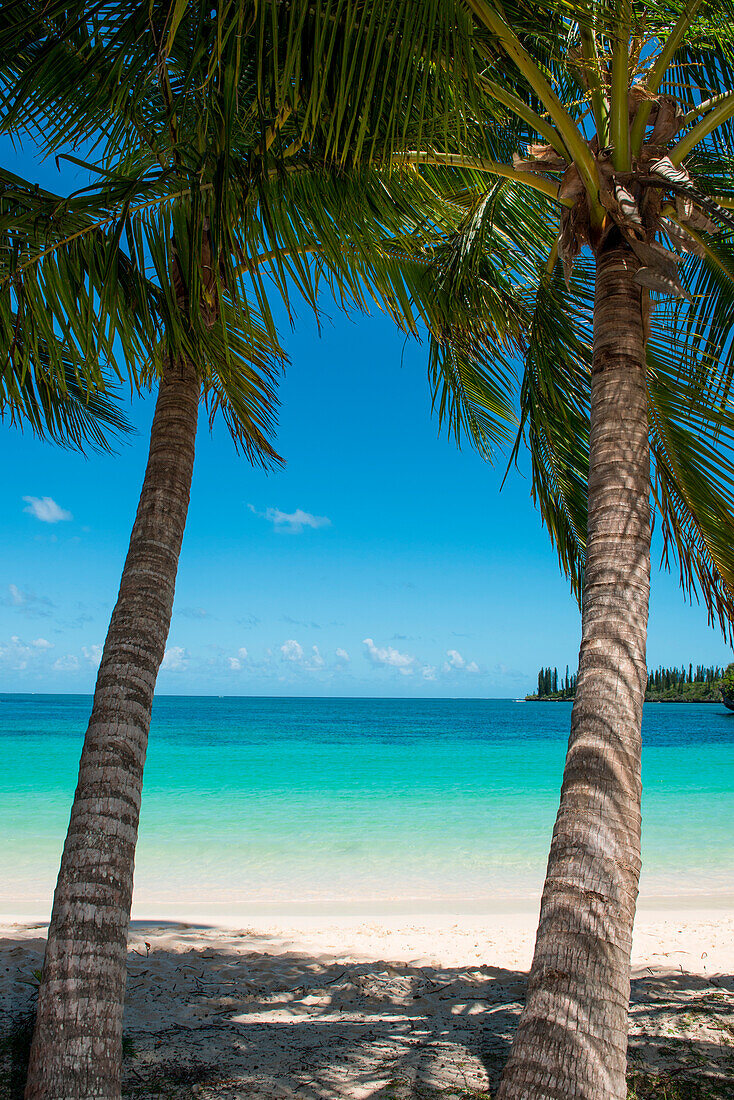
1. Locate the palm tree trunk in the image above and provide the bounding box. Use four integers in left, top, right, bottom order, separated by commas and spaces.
25, 358, 200, 1100
497, 237, 651, 1100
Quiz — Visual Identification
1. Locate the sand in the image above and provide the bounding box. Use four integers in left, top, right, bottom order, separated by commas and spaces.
1, 908, 733, 1097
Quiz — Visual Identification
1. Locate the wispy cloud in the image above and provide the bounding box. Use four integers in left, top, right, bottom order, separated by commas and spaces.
6, 584, 25, 608
23, 496, 73, 523
53, 654, 79, 672
177, 606, 210, 620
1, 584, 55, 617
236, 613, 261, 628
363, 637, 415, 676
283, 615, 322, 629
335, 647, 350, 662
248, 504, 331, 534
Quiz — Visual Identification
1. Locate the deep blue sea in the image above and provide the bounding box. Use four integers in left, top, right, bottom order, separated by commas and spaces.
2, 695, 733, 919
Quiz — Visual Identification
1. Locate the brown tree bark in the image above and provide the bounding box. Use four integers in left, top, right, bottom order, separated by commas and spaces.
25, 358, 200, 1100
497, 237, 651, 1100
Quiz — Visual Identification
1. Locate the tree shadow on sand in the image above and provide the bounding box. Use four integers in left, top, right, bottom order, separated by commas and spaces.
1, 929, 732, 1099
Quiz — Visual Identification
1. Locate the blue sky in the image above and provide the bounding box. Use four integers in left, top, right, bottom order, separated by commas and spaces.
2, 142, 733, 696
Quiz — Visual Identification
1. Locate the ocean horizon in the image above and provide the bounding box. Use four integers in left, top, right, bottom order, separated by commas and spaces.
3, 693, 733, 921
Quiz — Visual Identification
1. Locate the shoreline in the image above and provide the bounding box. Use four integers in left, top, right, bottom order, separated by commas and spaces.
525, 696, 729, 704
4, 889, 734, 927
2, 904, 733, 973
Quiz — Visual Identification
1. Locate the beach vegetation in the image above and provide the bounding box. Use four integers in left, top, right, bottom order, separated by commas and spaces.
720, 663, 734, 707
528, 663, 730, 702
626, 1070, 734, 1099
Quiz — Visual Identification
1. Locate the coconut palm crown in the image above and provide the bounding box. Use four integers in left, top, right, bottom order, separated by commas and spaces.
1, 0, 516, 464
405, 0, 734, 635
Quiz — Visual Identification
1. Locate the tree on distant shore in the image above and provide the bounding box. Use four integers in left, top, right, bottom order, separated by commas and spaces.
534, 662, 729, 700
721, 663, 734, 706
532, 665, 579, 698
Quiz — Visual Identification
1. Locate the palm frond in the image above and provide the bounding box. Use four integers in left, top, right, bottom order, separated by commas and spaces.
0, 330, 131, 450
510, 255, 592, 600
648, 349, 734, 641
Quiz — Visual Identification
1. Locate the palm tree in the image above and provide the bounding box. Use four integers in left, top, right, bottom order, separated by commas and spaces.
399, 2, 734, 1097
0, 3, 511, 1096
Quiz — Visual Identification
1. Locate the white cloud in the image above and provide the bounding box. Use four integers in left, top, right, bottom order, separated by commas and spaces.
335, 647, 350, 662
443, 649, 481, 674
53, 654, 79, 672
445, 649, 466, 670
161, 645, 187, 671
82, 644, 103, 667
228, 647, 250, 671
279, 639, 325, 670
280, 638, 304, 662
0, 634, 58, 669
307, 645, 325, 669
363, 637, 415, 674
249, 504, 331, 534
421, 665, 437, 681
23, 496, 73, 523
0, 635, 32, 669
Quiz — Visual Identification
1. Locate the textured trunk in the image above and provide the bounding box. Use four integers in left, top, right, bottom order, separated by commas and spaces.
497, 239, 651, 1100
25, 359, 200, 1100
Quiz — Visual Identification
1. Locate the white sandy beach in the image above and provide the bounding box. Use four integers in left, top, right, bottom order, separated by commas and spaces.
2, 908, 733, 1097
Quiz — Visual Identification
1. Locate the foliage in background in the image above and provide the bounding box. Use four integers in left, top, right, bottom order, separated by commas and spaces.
528, 662, 733, 702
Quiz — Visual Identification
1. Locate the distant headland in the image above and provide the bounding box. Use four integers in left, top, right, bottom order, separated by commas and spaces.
526, 663, 734, 705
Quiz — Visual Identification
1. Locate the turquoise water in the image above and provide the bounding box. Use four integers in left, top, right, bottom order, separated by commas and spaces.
2, 695, 733, 918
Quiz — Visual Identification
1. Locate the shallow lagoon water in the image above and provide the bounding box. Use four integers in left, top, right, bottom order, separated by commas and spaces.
2, 695, 733, 918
